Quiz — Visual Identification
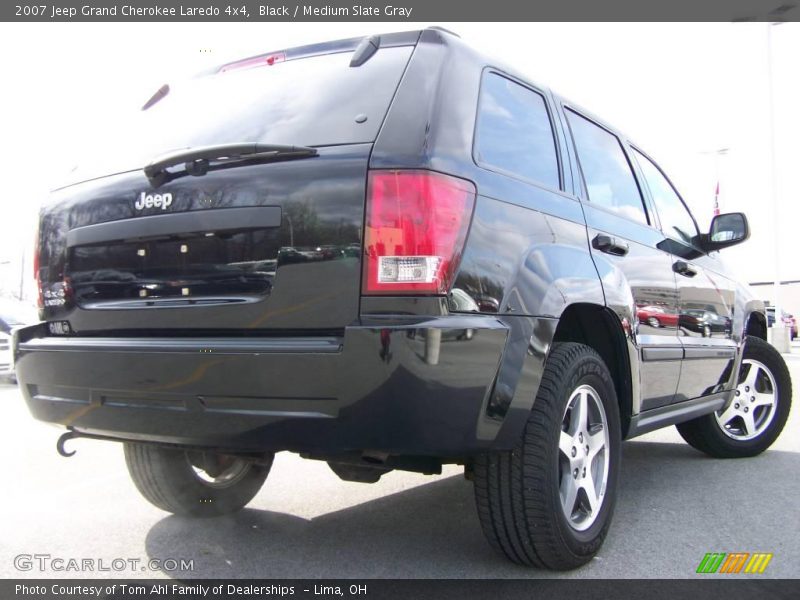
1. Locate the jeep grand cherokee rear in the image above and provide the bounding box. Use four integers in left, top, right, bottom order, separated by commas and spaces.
15, 28, 791, 570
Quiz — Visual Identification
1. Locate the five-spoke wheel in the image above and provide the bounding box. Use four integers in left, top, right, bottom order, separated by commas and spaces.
714, 359, 778, 440
677, 335, 792, 458
558, 385, 609, 531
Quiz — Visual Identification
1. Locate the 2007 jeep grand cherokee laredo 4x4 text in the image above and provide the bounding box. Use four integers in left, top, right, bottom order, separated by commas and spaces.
15, 28, 792, 570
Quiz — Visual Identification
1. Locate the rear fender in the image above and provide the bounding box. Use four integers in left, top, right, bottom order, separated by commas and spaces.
479, 242, 611, 448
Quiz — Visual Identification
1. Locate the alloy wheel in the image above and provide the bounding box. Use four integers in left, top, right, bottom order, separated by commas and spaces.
558, 384, 610, 531
715, 359, 778, 441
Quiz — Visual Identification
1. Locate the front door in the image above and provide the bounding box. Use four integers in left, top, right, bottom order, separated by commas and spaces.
562, 107, 681, 412
630, 147, 737, 403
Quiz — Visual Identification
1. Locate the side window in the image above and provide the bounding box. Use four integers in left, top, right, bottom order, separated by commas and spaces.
632, 149, 699, 245
566, 109, 648, 225
474, 72, 560, 190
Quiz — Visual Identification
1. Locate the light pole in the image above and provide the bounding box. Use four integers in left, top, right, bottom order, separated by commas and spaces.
765, 22, 787, 350
18, 250, 25, 301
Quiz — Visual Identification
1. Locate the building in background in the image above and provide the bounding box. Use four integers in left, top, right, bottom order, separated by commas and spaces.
750, 280, 800, 325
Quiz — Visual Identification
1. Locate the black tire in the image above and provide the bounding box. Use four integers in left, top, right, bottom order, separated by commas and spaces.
676, 336, 792, 458
124, 443, 271, 517
647, 317, 660, 328
473, 342, 621, 570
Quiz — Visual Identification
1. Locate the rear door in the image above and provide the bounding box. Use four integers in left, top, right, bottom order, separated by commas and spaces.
41, 148, 370, 333
630, 148, 737, 402
562, 107, 682, 411
37, 39, 417, 334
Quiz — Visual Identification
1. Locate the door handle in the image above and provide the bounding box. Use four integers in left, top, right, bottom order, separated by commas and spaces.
673, 260, 697, 277
592, 234, 629, 256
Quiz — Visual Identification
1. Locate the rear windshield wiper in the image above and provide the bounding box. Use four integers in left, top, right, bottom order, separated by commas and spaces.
144, 143, 318, 187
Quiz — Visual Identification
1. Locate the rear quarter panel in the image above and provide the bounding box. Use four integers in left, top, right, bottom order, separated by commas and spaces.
371, 31, 611, 447
372, 29, 604, 318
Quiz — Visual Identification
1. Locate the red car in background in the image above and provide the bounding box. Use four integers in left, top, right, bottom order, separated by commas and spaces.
637, 304, 679, 329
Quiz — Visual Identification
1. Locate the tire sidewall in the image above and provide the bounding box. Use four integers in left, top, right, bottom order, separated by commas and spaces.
127, 444, 271, 517
171, 452, 268, 511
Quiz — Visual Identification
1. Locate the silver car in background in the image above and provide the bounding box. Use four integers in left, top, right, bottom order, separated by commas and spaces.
0, 300, 37, 382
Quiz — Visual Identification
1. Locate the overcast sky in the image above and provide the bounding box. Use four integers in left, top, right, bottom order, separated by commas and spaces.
0, 22, 798, 300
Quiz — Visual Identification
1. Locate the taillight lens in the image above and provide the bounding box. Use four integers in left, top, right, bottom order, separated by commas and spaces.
363, 170, 476, 295
33, 223, 43, 310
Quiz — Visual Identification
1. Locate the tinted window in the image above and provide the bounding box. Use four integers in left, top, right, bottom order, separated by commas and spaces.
566, 110, 647, 224
633, 149, 698, 244
67, 46, 414, 185
475, 73, 560, 189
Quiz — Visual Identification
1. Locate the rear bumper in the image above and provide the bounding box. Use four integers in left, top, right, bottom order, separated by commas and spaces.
14, 316, 515, 457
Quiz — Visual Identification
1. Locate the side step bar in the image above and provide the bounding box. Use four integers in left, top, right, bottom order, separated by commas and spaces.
627, 392, 729, 438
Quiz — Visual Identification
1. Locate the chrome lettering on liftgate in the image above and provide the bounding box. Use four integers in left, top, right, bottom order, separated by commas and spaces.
135, 192, 173, 211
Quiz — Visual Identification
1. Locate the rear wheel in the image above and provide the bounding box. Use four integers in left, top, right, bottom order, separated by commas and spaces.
124, 443, 271, 517
676, 336, 792, 458
647, 317, 660, 328
473, 343, 621, 570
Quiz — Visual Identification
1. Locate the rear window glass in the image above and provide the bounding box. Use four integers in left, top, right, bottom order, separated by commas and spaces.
70, 46, 414, 183
474, 73, 560, 190
566, 110, 647, 225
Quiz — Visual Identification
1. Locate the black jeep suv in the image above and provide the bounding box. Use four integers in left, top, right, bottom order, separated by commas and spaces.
15, 28, 792, 570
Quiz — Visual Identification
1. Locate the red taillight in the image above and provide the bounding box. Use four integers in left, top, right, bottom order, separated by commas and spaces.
219, 52, 286, 73
363, 170, 476, 295
32, 224, 43, 310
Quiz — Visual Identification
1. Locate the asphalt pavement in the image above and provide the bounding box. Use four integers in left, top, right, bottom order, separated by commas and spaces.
1, 350, 798, 579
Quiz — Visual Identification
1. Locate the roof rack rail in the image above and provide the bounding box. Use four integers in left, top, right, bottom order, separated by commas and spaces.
427, 26, 461, 38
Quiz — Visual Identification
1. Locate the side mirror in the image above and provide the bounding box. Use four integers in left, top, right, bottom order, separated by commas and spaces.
701, 212, 750, 252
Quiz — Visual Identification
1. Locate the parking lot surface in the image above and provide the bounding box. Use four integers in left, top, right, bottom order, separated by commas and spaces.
1, 351, 798, 579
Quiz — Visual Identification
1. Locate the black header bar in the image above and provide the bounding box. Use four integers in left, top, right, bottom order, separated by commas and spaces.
3, 0, 800, 22
4, 579, 800, 600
